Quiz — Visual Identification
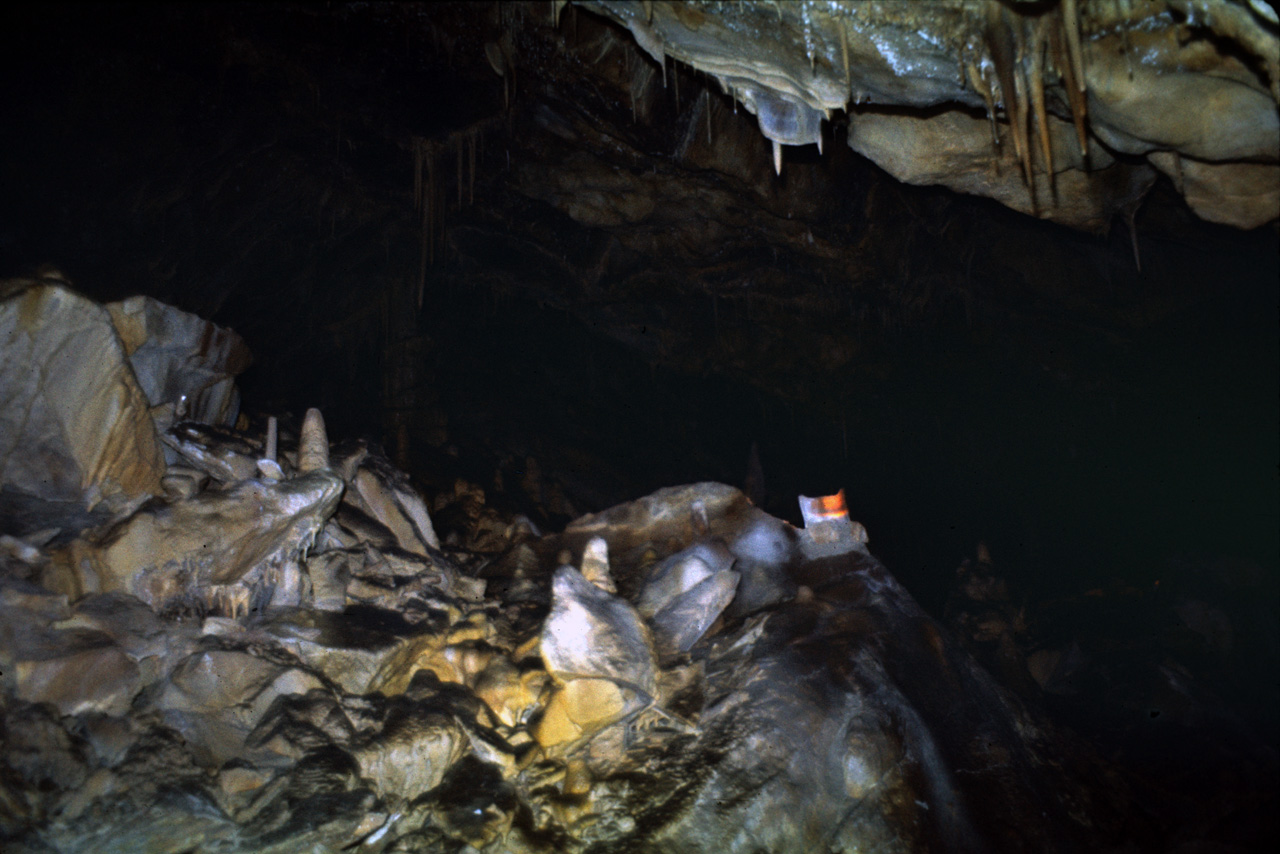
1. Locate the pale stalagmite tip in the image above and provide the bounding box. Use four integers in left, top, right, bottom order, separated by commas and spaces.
298, 407, 330, 473
580, 536, 616, 593
265, 415, 279, 462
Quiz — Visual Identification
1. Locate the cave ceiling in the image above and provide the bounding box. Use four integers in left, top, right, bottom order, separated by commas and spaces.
1, 0, 1277, 427
579, 0, 1280, 231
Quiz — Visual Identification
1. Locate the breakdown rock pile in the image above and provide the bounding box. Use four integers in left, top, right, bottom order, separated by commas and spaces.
1, 281, 1127, 852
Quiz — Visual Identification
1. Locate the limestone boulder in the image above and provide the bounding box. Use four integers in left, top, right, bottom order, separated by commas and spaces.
635, 539, 734, 618
349, 673, 476, 803
260, 608, 427, 696
649, 568, 739, 658
156, 641, 328, 766
106, 293, 251, 429
344, 450, 441, 554
0, 579, 148, 717
12, 642, 141, 718
0, 281, 166, 505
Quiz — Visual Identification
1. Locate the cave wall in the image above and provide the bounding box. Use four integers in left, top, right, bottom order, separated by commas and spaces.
1, 2, 1276, 607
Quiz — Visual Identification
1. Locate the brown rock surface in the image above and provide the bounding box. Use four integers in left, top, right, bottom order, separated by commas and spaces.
583, 0, 1279, 230
0, 282, 166, 504
0, 288, 1270, 852
105, 294, 251, 429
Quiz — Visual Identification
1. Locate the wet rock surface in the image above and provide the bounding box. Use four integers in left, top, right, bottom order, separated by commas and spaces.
2, 480, 1141, 853
0, 280, 168, 507
0, 6, 1275, 849
0, 287, 1137, 852
582, 0, 1279, 230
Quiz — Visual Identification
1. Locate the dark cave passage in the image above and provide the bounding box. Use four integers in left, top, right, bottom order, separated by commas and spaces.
290, 247, 1276, 619
2, 4, 1278, 852
2, 2, 1275, 617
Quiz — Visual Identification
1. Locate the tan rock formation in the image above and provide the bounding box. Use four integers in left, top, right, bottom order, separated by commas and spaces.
0, 281, 166, 504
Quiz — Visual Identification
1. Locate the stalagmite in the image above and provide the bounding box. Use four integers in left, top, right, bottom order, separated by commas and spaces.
258, 416, 283, 480
298, 407, 330, 473
579, 536, 615, 593
265, 416, 278, 461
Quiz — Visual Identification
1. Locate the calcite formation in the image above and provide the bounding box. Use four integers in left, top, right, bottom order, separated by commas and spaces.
43, 414, 345, 615
0, 290, 1142, 851
581, 0, 1280, 230
537, 559, 660, 748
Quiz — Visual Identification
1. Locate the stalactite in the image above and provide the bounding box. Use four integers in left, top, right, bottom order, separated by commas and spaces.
673, 57, 679, 111
705, 89, 712, 145
497, 34, 515, 113
967, 62, 1000, 149
1029, 15, 1055, 191
980, 0, 1096, 199
413, 138, 422, 214
429, 146, 438, 267
1052, 22, 1089, 158
1010, 17, 1034, 191
1125, 205, 1142, 272
840, 19, 851, 93
1063, 0, 1086, 96
985, 2, 1025, 180
1119, 4, 1135, 81
414, 140, 437, 306
424, 192, 435, 308
468, 131, 476, 206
